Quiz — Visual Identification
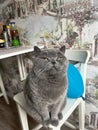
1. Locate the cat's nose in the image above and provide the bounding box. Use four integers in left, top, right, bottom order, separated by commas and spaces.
51, 59, 56, 64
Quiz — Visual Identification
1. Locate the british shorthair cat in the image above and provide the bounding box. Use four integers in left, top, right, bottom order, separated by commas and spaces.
24, 46, 68, 126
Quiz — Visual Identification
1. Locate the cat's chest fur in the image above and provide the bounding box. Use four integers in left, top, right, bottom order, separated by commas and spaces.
29, 72, 67, 101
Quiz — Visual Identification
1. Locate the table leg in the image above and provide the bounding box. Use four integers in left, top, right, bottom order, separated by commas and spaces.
17, 55, 27, 81
0, 73, 9, 104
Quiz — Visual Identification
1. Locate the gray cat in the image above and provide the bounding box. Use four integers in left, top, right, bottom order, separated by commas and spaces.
0, 57, 23, 97
24, 45, 68, 127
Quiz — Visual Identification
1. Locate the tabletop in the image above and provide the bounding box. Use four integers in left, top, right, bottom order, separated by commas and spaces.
0, 46, 34, 59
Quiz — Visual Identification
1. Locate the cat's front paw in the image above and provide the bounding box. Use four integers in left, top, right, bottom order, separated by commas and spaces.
50, 119, 59, 126
58, 112, 63, 120
43, 119, 51, 126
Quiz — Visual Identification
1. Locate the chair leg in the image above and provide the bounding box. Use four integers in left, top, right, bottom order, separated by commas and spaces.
79, 101, 85, 130
32, 122, 61, 130
48, 126, 61, 130
17, 104, 29, 130
64, 121, 76, 129
32, 124, 42, 130
32, 124, 61, 130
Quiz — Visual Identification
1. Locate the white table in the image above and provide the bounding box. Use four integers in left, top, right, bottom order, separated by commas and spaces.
0, 46, 34, 104
0, 46, 34, 79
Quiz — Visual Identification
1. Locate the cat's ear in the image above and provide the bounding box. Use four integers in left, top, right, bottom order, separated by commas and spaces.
34, 46, 41, 53
60, 46, 66, 54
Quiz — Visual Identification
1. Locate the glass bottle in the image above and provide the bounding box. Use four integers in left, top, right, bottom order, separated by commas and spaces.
10, 22, 20, 46
0, 23, 5, 48
6, 25, 12, 47
12, 37, 20, 46
3, 25, 9, 48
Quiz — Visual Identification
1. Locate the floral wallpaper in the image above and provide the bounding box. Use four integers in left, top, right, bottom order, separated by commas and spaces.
0, 0, 98, 130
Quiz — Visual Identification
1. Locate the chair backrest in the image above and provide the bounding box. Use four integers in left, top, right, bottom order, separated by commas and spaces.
65, 49, 90, 95
65, 49, 90, 64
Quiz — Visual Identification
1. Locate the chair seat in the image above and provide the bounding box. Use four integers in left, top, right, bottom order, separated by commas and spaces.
14, 92, 82, 128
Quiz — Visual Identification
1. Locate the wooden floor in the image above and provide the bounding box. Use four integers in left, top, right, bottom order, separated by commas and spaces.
0, 97, 73, 130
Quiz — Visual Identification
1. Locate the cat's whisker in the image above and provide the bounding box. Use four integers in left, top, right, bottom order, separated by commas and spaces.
36, 62, 51, 77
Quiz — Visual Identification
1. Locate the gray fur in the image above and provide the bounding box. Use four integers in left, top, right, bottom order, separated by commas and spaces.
0, 57, 23, 97
24, 46, 68, 126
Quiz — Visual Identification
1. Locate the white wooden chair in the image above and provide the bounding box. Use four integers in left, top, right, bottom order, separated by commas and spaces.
13, 49, 90, 130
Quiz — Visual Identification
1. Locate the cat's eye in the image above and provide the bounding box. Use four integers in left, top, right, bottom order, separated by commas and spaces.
41, 57, 48, 60
57, 57, 63, 60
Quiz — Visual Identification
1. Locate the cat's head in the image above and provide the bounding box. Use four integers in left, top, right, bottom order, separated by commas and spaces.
32, 46, 68, 76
